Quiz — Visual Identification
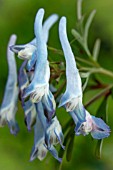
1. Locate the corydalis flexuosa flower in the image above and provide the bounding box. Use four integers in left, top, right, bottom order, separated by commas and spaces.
59, 16, 86, 125
35, 102, 64, 150
30, 102, 63, 162
22, 9, 56, 120
0, 34, 19, 135
58, 17, 110, 139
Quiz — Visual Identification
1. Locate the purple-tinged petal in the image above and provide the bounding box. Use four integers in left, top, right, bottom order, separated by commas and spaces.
45, 145, 62, 163
30, 111, 48, 161
42, 90, 56, 121
18, 60, 29, 93
91, 116, 110, 139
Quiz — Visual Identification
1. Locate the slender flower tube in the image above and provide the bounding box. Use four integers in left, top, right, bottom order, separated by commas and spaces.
58, 17, 86, 125
75, 110, 110, 139
30, 102, 63, 162
18, 60, 36, 131
0, 34, 19, 135
59, 17, 83, 111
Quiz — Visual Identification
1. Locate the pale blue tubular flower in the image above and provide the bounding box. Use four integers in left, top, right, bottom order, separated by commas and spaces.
59, 17, 83, 112
75, 110, 110, 139
0, 34, 19, 135
58, 17, 86, 124
30, 102, 62, 162
10, 14, 58, 64
30, 112, 48, 161
35, 102, 64, 150
21, 9, 56, 121
18, 60, 36, 131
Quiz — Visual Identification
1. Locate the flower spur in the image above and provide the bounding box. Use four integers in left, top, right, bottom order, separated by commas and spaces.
0, 34, 19, 135
59, 16, 86, 125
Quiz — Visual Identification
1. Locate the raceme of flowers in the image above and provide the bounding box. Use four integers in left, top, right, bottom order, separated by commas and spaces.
0, 8, 110, 162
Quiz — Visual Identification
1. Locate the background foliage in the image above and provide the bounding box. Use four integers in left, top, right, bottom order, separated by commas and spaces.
0, 0, 113, 170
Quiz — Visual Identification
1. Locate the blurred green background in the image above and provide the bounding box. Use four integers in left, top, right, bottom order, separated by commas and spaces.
0, 0, 113, 170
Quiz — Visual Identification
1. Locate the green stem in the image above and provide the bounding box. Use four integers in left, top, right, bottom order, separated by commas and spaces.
48, 46, 113, 79
85, 84, 113, 107
54, 80, 66, 99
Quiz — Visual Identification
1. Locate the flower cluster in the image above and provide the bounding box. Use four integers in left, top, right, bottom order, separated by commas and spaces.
0, 8, 110, 163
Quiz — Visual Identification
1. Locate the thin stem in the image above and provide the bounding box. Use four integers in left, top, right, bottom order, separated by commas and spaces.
48, 46, 63, 56
69, 38, 76, 45
76, 56, 99, 67
77, 0, 83, 21
54, 80, 66, 99
48, 46, 113, 79
85, 84, 113, 107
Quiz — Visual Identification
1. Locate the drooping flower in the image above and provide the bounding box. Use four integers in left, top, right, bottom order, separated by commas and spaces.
58, 16, 86, 125
0, 34, 19, 135
35, 102, 64, 149
19, 9, 56, 121
30, 101, 63, 162
75, 110, 110, 139
58, 17, 110, 140
18, 60, 36, 131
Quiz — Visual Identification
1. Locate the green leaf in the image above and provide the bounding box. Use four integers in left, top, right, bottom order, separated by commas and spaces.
84, 10, 96, 46
95, 139, 103, 159
93, 39, 101, 61
71, 29, 83, 46
66, 133, 75, 162
77, 0, 83, 20
111, 87, 113, 99
96, 97, 108, 123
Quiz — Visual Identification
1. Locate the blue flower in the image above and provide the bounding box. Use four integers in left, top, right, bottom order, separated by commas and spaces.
35, 102, 64, 150
30, 112, 48, 161
30, 102, 63, 162
0, 34, 19, 135
22, 9, 49, 100
75, 110, 110, 139
58, 17, 86, 124
18, 60, 36, 131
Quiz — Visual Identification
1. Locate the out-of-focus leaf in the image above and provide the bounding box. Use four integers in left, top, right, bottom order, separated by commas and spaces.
93, 39, 101, 61
95, 97, 108, 159
71, 29, 83, 46
66, 133, 75, 162
84, 10, 96, 46
77, 0, 83, 20
111, 87, 113, 99
96, 97, 108, 122
95, 139, 103, 159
